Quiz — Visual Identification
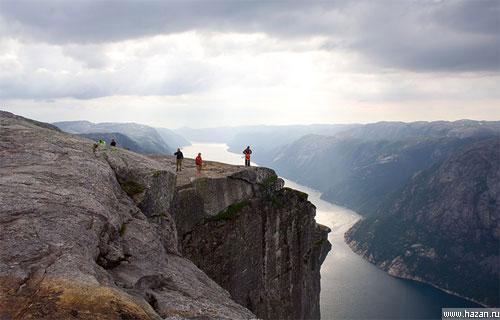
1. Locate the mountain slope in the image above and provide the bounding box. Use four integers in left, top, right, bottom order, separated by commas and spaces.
345, 137, 500, 306
77, 132, 142, 152
54, 121, 174, 155
155, 127, 191, 149
335, 120, 500, 141
226, 124, 361, 163
271, 135, 482, 215
267, 120, 500, 215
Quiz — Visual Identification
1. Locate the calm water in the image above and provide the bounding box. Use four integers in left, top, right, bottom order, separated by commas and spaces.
182, 143, 479, 319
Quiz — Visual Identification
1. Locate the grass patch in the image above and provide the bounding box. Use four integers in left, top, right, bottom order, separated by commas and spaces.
118, 179, 145, 198
261, 174, 278, 187
314, 238, 327, 247
271, 195, 285, 209
152, 170, 162, 177
295, 190, 308, 201
260, 174, 279, 199
283, 187, 308, 201
119, 223, 127, 237
209, 200, 251, 222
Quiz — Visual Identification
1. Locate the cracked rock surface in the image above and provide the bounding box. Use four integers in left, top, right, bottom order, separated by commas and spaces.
0, 111, 331, 320
0, 111, 254, 320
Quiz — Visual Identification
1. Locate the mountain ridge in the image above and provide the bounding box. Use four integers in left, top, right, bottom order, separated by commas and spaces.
53, 120, 191, 155
345, 136, 499, 307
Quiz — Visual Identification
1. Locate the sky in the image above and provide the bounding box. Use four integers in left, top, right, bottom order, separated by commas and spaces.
0, 0, 499, 128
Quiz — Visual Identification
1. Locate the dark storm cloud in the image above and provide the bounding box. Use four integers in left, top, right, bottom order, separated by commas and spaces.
0, 0, 498, 72
433, 0, 499, 35
0, 1, 348, 43
343, 0, 500, 72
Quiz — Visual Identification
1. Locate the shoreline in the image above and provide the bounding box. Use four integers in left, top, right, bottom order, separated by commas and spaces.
343, 234, 490, 309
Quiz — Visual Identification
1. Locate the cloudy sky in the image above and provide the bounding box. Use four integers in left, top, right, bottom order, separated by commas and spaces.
0, 0, 499, 128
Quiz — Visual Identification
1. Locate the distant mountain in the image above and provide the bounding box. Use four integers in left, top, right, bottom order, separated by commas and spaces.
334, 120, 500, 141
155, 127, 191, 149
272, 135, 489, 215
226, 124, 361, 162
175, 126, 245, 143
52, 120, 95, 133
345, 137, 500, 307
176, 124, 361, 163
54, 121, 176, 155
77, 132, 142, 153
267, 120, 500, 215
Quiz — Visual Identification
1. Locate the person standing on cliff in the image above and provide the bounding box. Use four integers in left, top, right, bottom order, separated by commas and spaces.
195, 153, 203, 175
243, 146, 252, 167
174, 148, 184, 172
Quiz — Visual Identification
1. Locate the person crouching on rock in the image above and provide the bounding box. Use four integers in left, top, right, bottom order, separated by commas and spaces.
195, 153, 203, 175
174, 148, 184, 172
243, 146, 252, 167
110, 139, 117, 147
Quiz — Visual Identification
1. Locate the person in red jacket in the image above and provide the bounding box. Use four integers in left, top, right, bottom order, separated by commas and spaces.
195, 153, 203, 174
243, 146, 252, 166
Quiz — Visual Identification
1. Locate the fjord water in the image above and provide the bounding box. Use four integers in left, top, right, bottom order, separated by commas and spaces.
182, 143, 479, 319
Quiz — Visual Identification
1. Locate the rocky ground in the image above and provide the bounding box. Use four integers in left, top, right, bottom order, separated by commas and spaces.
0, 111, 330, 320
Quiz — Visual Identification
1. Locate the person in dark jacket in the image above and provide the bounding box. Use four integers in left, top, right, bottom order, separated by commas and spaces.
243, 146, 252, 166
110, 139, 117, 147
174, 148, 184, 172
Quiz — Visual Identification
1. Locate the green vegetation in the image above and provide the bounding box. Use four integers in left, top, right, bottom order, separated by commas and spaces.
271, 195, 285, 209
209, 200, 251, 222
313, 238, 327, 247
118, 178, 145, 198
261, 174, 278, 188
260, 174, 279, 199
152, 170, 162, 177
119, 223, 127, 237
283, 187, 308, 201
294, 190, 308, 201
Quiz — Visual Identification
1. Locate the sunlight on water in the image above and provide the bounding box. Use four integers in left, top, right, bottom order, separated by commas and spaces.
181, 143, 255, 167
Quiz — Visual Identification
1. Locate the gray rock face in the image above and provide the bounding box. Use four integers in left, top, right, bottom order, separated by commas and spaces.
181, 190, 331, 320
345, 137, 500, 307
0, 111, 330, 319
163, 158, 331, 319
168, 167, 283, 238
0, 111, 254, 319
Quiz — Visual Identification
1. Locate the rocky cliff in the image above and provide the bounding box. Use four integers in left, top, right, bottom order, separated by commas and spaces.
152, 156, 331, 319
345, 137, 499, 307
0, 111, 330, 319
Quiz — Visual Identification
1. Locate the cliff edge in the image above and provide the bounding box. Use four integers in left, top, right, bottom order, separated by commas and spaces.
0, 111, 330, 319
